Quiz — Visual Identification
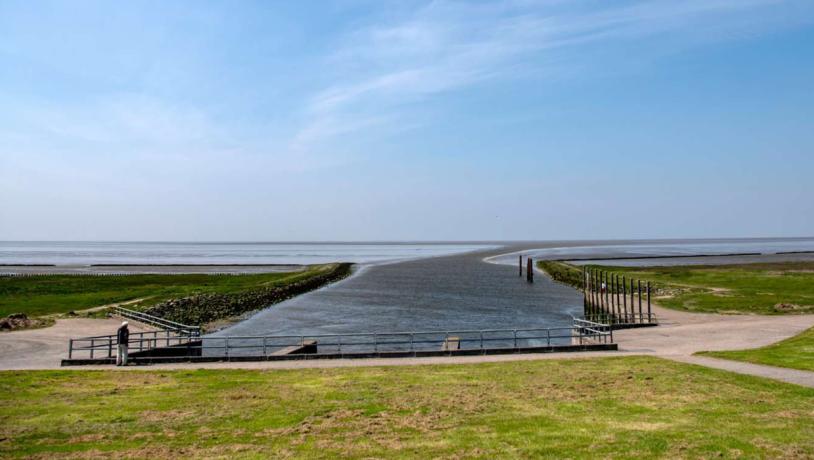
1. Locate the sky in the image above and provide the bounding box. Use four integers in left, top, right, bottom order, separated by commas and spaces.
1, 0, 813, 242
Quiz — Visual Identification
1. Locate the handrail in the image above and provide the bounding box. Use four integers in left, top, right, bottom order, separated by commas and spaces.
111, 306, 200, 336
67, 322, 614, 360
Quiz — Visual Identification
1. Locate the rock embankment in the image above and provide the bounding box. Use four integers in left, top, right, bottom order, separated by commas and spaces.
144, 263, 352, 328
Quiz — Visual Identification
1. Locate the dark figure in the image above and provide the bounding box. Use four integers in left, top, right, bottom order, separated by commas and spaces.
116, 321, 130, 366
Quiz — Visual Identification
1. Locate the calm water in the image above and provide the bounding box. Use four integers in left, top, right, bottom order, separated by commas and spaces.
0, 241, 494, 265
212, 243, 584, 338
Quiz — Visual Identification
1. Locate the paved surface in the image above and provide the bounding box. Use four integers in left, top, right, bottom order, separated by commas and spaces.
0, 318, 153, 370
612, 303, 814, 387
671, 355, 814, 388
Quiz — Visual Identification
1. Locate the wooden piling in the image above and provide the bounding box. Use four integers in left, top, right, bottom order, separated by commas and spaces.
630, 278, 635, 323
622, 276, 627, 322
638, 279, 643, 322
647, 281, 652, 322
612, 274, 617, 321
526, 257, 533, 283
519, 255, 522, 277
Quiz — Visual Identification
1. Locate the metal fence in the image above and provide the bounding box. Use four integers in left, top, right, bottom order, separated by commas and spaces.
581, 313, 658, 327
111, 306, 200, 336
66, 321, 613, 361
68, 329, 198, 359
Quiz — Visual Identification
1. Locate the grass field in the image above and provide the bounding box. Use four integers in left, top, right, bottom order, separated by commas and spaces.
0, 266, 334, 318
2, 357, 813, 459
540, 260, 814, 315
699, 326, 814, 372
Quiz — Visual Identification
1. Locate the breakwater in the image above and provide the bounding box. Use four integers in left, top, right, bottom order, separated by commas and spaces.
145, 263, 352, 328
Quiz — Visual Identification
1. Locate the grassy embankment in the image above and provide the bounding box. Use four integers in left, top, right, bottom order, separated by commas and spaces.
539, 260, 814, 315
0, 264, 351, 329
539, 260, 814, 372
1, 357, 813, 458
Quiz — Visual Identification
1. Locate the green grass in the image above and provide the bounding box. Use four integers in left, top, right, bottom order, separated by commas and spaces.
1, 357, 813, 458
538, 260, 584, 288
587, 261, 814, 315
0, 266, 335, 318
699, 326, 814, 372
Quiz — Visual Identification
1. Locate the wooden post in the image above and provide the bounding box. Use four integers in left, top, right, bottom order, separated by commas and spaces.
647, 281, 652, 322
604, 271, 609, 317
615, 274, 621, 318
630, 278, 635, 323
611, 274, 617, 321
638, 279, 643, 322
590, 269, 596, 315
583, 267, 587, 312
526, 257, 533, 283
622, 276, 627, 323
519, 255, 523, 277
592, 269, 597, 315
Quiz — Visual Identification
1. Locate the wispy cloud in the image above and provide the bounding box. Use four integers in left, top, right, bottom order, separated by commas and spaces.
291, 0, 810, 153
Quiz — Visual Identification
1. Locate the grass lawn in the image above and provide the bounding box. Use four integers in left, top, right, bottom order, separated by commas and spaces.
542, 261, 814, 315
699, 326, 814, 372
0, 265, 336, 318
2, 357, 814, 459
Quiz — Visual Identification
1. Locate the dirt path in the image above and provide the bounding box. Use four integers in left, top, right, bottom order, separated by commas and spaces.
0, 318, 154, 370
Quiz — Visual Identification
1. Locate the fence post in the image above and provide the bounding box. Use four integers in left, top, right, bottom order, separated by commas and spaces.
623, 276, 628, 323
519, 255, 523, 277
605, 272, 610, 315
68, 339, 73, 359
638, 280, 643, 322
108, 337, 113, 358
592, 269, 597, 315
630, 278, 635, 323
647, 281, 652, 322
90, 339, 95, 359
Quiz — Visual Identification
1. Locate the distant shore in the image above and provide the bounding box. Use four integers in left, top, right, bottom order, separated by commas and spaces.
0, 264, 306, 275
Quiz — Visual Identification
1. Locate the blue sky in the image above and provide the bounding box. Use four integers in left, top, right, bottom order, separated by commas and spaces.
1, 0, 813, 241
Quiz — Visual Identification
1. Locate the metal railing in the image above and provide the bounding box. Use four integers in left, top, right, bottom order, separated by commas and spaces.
581, 313, 657, 326
111, 306, 200, 336
66, 322, 613, 360
68, 329, 197, 359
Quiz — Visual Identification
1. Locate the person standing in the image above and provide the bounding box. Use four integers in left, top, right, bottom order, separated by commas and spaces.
116, 321, 130, 366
